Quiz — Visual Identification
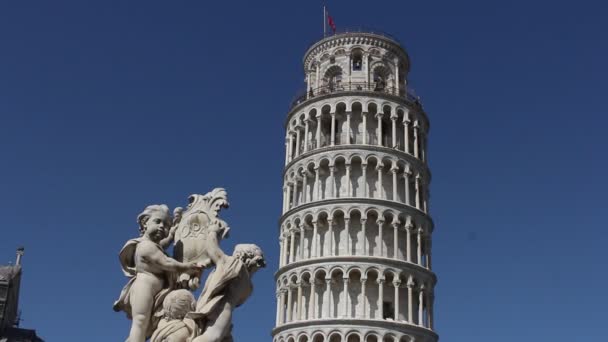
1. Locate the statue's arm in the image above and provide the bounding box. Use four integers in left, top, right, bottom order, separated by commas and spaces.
206, 225, 228, 265
159, 225, 177, 249
140, 242, 193, 272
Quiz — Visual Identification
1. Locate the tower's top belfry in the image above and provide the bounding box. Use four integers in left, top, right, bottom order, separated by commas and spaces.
302, 31, 410, 75
288, 31, 423, 129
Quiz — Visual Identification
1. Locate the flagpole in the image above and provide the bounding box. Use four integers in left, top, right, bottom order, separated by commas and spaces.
323, 3, 326, 37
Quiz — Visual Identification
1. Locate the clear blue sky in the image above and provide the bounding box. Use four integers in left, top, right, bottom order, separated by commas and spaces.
0, 0, 606, 341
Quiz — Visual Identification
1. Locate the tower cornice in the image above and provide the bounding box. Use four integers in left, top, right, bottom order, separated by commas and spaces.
303, 32, 411, 72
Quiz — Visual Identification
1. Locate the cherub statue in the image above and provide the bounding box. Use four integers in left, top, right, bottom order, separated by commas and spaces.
113, 205, 201, 342
150, 289, 198, 342
189, 243, 266, 342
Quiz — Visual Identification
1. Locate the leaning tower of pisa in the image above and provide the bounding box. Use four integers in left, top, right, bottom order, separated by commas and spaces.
274, 31, 437, 342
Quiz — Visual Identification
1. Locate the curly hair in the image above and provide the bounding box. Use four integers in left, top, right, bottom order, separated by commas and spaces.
136, 204, 171, 236
162, 289, 195, 320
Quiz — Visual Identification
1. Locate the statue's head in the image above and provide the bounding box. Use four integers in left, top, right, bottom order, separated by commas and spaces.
162, 289, 195, 321
233, 244, 266, 274
137, 204, 171, 242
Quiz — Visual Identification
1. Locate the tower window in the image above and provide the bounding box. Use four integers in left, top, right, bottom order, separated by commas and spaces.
352, 52, 362, 71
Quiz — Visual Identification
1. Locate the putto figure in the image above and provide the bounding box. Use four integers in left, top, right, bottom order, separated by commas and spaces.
113, 189, 265, 342
190, 243, 265, 342
113, 205, 201, 342
150, 289, 198, 342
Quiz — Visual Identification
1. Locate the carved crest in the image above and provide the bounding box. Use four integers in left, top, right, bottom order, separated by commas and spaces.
173, 188, 230, 290
174, 188, 230, 241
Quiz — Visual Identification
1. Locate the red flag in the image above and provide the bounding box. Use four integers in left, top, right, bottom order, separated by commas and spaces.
327, 13, 336, 33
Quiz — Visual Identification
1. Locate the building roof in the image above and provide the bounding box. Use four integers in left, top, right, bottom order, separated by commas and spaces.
0, 266, 21, 283
0, 327, 44, 342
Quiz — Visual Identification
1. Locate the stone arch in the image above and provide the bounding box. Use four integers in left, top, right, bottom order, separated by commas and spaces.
346, 331, 362, 342
365, 332, 380, 342
311, 332, 324, 342
327, 331, 342, 342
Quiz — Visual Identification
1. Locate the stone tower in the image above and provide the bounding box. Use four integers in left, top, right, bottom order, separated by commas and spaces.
273, 32, 437, 342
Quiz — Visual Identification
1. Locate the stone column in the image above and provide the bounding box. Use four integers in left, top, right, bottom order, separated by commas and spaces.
295, 127, 301, 157
316, 114, 321, 148
418, 284, 425, 326
286, 183, 292, 211
346, 112, 352, 144
279, 289, 287, 324
407, 276, 414, 323
406, 224, 413, 263
362, 111, 368, 144
413, 120, 420, 158
377, 279, 385, 319
393, 280, 401, 320
377, 219, 385, 256
330, 112, 336, 146
342, 277, 349, 317
345, 163, 351, 197
360, 218, 367, 255
327, 219, 334, 256
315, 64, 320, 89
292, 181, 298, 208
345, 217, 351, 256
391, 115, 397, 148
310, 280, 317, 319
392, 222, 399, 259
403, 113, 410, 154
376, 113, 383, 146
304, 120, 310, 152
423, 182, 429, 213
281, 235, 288, 266
279, 236, 284, 267
404, 166, 411, 206
395, 60, 400, 95
297, 281, 303, 321
314, 166, 320, 200
362, 163, 368, 197
391, 166, 398, 201
282, 186, 287, 213
289, 230, 296, 263
312, 221, 318, 257
329, 165, 336, 198
415, 173, 421, 209
376, 164, 384, 199
360, 278, 367, 318
299, 225, 305, 260
276, 291, 281, 325
302, 172, 308, 204
421, 130, 426, 162
286, 285, 293, 322
288, 132, 294, 162
324, 278, 332, 318
284, 140, 289, 164
429, 291, 435, 329
426, 238, 433, 270
417, 227, 423, 265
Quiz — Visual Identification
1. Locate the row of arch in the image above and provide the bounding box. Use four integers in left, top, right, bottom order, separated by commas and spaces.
285, 100, 428, 166
282, 154, 429, 214
279, 208, 432, 268
275, 265, 434, 330
274, 329, 432, 342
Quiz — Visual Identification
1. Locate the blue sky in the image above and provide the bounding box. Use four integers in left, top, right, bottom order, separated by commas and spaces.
0, 0, 606, 341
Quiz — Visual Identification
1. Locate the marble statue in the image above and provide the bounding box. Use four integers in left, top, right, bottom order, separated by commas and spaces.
114, 205, 202, 342
114, 189, 265, 342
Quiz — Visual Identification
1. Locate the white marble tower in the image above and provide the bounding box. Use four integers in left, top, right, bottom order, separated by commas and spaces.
274, 32, 437, 342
